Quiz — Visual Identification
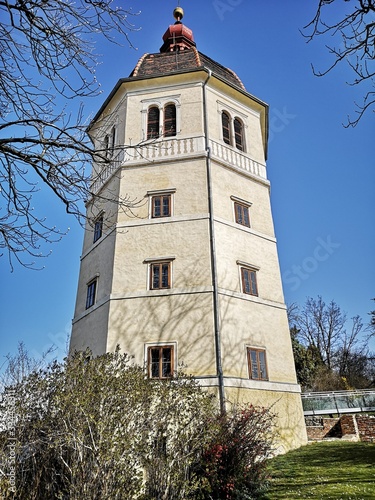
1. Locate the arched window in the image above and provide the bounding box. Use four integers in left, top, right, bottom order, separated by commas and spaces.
164, 104, 176, 137
234, 118, 245, 151
147, 106, 160, 139
222, 111, 231, 145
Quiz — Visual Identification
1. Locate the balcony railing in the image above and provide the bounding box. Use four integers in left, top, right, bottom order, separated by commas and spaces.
90, 136, 267, 193
301, 389, 375, 416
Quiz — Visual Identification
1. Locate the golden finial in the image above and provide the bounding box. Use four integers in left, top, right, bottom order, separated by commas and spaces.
173, 6, 184, 22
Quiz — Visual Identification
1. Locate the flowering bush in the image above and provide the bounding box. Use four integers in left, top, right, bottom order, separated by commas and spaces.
201, 405, 275, 499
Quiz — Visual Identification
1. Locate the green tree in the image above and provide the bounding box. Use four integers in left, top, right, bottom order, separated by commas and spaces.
303, 0, 375, 126
0, 0, 139, 269
290, 325, 323, 390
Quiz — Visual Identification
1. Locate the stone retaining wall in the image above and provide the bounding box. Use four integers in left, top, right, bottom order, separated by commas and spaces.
305, 414, 375, 442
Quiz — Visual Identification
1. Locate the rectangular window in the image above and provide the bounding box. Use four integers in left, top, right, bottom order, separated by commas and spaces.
150, 262, 171, 290
234, 202, 250, 227
241, 267, 258, 296
148, 346, 174, 379
93, 214, 103, 243
86, 279, 97, 309
248, 348, 268, 381
152, 195, 171, 218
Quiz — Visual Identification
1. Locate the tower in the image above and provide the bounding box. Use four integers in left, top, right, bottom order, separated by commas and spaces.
70, 8, 307, 451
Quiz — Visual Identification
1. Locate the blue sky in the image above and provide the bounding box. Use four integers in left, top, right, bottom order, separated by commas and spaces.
1, 0, 374, 367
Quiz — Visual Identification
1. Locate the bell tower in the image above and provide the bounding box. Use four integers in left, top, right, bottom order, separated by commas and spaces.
70, 7, 307, 451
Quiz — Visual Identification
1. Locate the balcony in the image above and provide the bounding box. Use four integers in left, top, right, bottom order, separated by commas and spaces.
90, 136, 267, 193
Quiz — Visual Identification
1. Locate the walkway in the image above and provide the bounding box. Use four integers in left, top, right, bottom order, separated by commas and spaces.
302, 389, 375, 416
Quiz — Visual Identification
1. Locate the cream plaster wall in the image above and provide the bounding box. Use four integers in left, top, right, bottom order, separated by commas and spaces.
69, 66, 306, 451
106, 292, 217, 377
224, 386, 308, 452
70, 302, 110, 356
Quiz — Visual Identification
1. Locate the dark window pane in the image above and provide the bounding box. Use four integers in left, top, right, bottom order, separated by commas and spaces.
147, 107, 160, 139
234, 203, 250, 227
110, 127, 116, 152
152, 265, 160, 289
243, 269, 250, 294
235, 204, 241, 224
222, 112, 231, 145
149, 347, 173, 379
104, 135, 109, 157
93, 216, 103, 243
234, 118, 244, 151
153, 197, 161, 217
242, 268, 257, 296
259, 351, 267, 380
161, 263, 170, 288
250, 271, 258, 296
151, 263, 170, 290
162, 196, 170, 216
164, 104, 176, 137
162, 348, 172, 377
152, 195, 171, 218
150, 348, 160, 378
86, 280, 97, 309
248, 349, 268, 381
250, 350, 259, 379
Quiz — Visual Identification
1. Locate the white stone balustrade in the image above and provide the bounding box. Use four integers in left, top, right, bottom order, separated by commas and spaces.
90, 136, 267, 193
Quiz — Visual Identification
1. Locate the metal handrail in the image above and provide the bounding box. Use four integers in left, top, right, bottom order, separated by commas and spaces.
301, 389, 375, 416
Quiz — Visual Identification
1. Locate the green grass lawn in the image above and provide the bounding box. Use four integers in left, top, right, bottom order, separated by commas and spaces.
264, 441, 375, 500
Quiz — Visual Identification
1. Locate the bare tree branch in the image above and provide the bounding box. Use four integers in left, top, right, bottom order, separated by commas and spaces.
303, 0, 375, 126
0, 0, 141, 270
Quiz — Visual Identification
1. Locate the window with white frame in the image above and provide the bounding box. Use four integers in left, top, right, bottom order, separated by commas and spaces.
147, 345, 175, 379
150, 261, 171, 290
147, 188, 176, 219
241, 267, 258, 296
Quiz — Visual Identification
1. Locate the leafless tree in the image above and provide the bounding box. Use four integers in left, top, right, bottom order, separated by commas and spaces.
292, 296, 374, 389
296, 296, 347, 370
303, 0, 375, 126
0, 0, 140, 270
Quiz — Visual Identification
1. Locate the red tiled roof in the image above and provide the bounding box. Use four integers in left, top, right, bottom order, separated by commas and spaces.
129, 48, 246, 91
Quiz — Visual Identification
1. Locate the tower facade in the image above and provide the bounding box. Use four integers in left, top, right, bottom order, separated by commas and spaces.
70, 9, 307, 451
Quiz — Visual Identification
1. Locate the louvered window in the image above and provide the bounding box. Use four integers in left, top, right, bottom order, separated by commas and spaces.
164, 104, 177, 137
234, 118, 244, 151
222, 111, 231, 145
147, 106, 160, 139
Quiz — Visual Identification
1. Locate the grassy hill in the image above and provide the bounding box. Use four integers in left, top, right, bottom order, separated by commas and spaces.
264, 441, 375, 499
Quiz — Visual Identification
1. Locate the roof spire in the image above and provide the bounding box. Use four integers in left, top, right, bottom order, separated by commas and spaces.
160, 5, 196, 53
